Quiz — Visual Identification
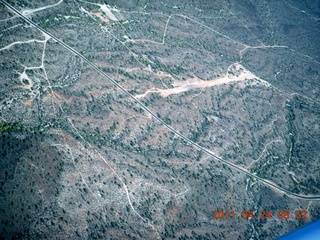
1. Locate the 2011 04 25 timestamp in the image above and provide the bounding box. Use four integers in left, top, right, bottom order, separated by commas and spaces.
212, 210, 308, 220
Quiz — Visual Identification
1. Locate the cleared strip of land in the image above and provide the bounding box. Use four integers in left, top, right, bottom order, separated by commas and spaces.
136, 63, 263, 98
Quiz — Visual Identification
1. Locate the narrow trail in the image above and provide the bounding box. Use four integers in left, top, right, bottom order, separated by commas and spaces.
20, 0, 63, 16
0, 38, 47, 51
248, 138, 282, 168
